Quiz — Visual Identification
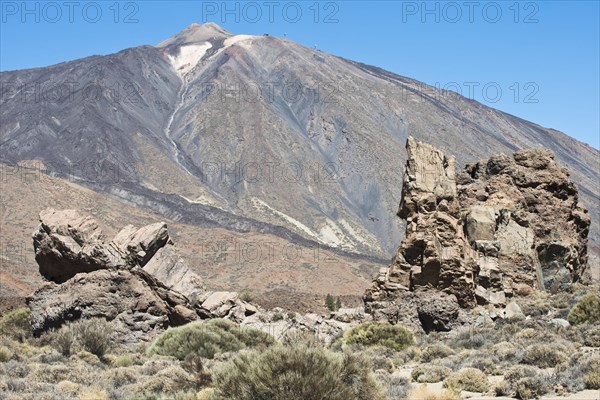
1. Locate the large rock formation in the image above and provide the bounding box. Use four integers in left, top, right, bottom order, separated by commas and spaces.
28, 267, 198, 343
365, 137, 590, 331
28, 209, 209, 341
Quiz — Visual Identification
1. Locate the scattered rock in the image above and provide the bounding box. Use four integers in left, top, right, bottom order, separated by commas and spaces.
241, 307, 371, 345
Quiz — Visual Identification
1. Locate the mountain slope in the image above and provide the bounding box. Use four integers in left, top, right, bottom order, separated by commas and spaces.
1, 23, 598, 275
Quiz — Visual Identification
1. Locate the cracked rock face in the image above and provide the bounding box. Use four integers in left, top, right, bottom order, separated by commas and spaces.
27, 268, 195, 343
365, 137, 590, 331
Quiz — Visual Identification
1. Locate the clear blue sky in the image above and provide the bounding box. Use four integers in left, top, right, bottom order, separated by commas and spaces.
1, 1, 598, 148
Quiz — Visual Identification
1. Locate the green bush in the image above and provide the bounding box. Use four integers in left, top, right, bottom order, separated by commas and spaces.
343, 322, 414, 351
326, 294, 341, 311
443, 367, 490, 392
212, 345, 386, 400
72, 318, 113, 357
567, 293, 600, 325
0, 307, 31, 342
522, 343, 568, 368
149, 319, 275, 360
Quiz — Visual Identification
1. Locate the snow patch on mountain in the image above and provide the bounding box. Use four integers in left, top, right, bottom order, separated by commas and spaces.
167, 43, 212, 77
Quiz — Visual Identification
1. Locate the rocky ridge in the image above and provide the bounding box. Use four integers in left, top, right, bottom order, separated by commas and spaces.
365, 137, 591, 331
27, 208, 370, 343
28, 209, 256, 342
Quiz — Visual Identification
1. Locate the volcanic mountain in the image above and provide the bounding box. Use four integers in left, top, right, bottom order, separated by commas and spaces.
1, 23, 598, 304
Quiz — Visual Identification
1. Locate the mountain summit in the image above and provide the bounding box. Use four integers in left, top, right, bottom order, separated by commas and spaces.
157, 22, 232, 47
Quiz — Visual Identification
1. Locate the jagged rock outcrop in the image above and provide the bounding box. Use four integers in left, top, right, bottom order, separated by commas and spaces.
365, 137, 590, 331
33, 209, 127, 283
28, 208, 299, 342
28, 209, 207, 341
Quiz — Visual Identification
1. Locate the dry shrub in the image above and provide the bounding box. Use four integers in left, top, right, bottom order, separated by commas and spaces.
492, 341, 520, 362
494, 380, 512, 397
421, 343, 454, 362
56, 380, 82, 397
504, 365, 553, 399
181, 353, 212, 388
77, 386, 109, 400
584, 369, 600, 389
522, 343, 568, 368
106, 366, 140, 388
407, 385, 461, 400
140, 365, 196, 395
515, 328, 537, 340
212, 345, 386, 400
411, 365, 452, 383
51, 324, 75, 356
443, 367, 490, 392
72, 318, 113, 358
343, 322, 414, 351
0, 345, 13, 362
197, 388, 217, 400
376, 374, 410, 399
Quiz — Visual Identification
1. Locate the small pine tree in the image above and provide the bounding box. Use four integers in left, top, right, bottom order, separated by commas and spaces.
325, 294, 335, 311
335, 297, 342, 311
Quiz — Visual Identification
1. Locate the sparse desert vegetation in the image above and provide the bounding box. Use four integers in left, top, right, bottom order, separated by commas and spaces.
1, 285, 599, 399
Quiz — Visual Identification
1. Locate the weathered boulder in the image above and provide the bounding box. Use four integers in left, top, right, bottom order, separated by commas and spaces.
365, 138, 590, 331
196, 291, 257, 321
111, 222, 171, 266
415, 292, 460, 333
143, 245, 204, 299
33, 209, 126, 282
28, 209, 206, 341
27, 267, 197, 342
